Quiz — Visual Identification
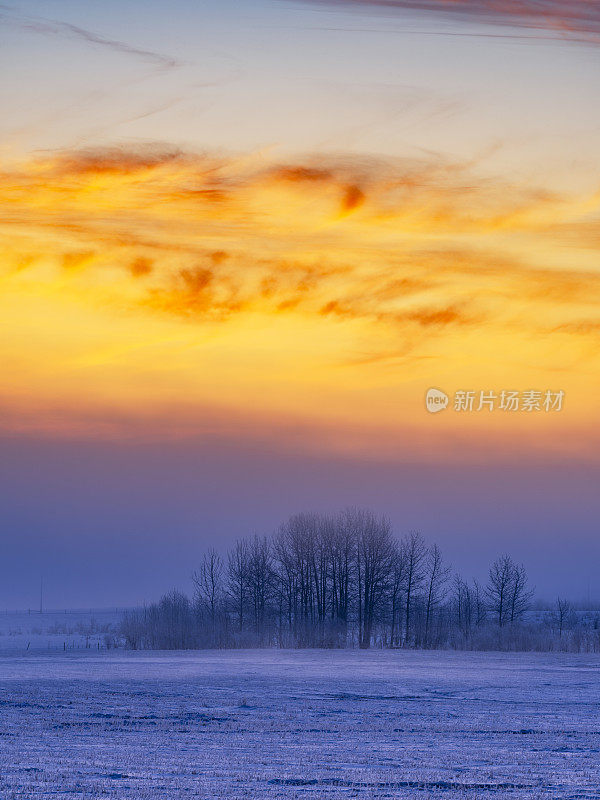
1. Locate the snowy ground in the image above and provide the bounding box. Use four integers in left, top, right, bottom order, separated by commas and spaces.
1, 649, 599, 799
0, 609, 122, 652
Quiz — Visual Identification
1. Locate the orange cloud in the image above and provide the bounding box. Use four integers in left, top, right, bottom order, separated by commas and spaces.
1, 145, 599, 459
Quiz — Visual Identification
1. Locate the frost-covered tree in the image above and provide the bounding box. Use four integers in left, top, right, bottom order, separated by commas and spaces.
554, 597, 573, 637
486, 555, 533, 627
192, 549, 224, 645
402, 531, 427, 645
422, 544, 450, 647
508, 563, 534, 624
349, 507, 394, 649
119, 510, 595, 653
227, 539, 250, 635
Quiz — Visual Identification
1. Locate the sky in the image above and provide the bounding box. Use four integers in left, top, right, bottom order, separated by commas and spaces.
0, 0, 599, 608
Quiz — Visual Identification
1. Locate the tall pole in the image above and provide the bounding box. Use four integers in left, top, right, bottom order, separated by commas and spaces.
39, 575, 43, 614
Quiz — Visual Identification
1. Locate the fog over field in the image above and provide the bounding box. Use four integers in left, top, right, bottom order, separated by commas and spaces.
1, 649, 599, 799
0, 609, 121, 653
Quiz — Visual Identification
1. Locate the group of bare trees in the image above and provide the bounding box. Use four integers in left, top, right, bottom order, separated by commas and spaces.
121, 507, 568, 651
192, 510, 461, 650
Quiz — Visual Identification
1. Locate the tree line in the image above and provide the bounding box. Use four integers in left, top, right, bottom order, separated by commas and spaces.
120, 508, 599, 652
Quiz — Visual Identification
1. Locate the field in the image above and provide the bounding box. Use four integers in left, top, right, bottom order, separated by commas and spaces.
1, 648, 599, 799
0, 609, 122, 652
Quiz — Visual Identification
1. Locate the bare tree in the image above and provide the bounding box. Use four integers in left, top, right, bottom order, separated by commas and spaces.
227, 539, 249, 635
388, 544, 407, 647
402, 531, 426, 646
453, 575, 473, 638
343, 507, 394, 649
508, 563, 534, 624
329, 514, 354, 640
423, 543, 450, 647
247, 535, 274, 641
473, 579, 487, 626
273, 527, 297, 643
193, 549, 224, 645
554, 597, 572, 638
486, 555, 515, 627
119, 609, 145, 650
150, 590, 194, 649
276, 513, 318, 643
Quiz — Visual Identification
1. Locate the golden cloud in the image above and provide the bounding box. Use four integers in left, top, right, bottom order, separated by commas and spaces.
0, 145, 599, 457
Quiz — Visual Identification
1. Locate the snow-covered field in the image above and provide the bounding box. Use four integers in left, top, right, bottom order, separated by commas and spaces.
0, 609, 122, 652
1, 649, 599, 799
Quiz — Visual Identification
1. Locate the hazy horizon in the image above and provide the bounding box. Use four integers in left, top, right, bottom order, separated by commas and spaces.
2, 433, 599, 610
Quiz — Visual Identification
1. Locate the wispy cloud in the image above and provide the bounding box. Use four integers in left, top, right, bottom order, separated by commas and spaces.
297, 0, 600, 42
0, 6, 182, 69
2, 144, 598, 337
